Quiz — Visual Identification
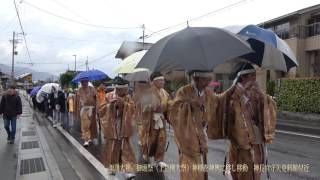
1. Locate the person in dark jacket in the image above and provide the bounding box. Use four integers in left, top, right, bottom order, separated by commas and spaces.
56, 87, 67, 129
61, 86, 70, 129
0, 85, 22, 144
32, 96, 38, 110
48, 91, 55, 118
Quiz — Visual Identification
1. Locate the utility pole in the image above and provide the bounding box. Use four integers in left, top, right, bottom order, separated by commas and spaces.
142, 24, 145, 49
11, 31, 15, 83
85, 56, 89, 71
10, 31, 20, 83
73, 55, 77, 72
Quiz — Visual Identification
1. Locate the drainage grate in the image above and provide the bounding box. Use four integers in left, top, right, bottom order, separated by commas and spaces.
22, 131, 36, 136
20, 157, 46, 175
21, 115, 30, 117
21, 141, 39, 150
27, 127, 36, 130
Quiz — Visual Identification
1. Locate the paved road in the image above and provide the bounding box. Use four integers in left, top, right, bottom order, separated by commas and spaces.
163, 130, 320, 180
14, 94, 319, 180
0, 96, 26, 180
67, 120, 320, 180
0, 94, 108, 180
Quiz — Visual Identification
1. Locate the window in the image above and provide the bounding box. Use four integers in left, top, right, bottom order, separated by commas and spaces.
275, 22, 290, 31
307, 16, 320, 37
275, 22, 290, 39
314, 51, 320, 76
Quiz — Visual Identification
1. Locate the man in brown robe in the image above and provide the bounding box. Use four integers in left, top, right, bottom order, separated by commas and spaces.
77, 77, 98, 147
97, 84, 106, 106
140, 72, 170, 169
132, 81, 151, 146
169, 71, 220, 180
99, 77, 136, 179
225, 62, 277, 180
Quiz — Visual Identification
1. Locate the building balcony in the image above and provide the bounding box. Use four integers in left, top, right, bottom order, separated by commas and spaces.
305, 22, 320, 37
305, 35, 320, 51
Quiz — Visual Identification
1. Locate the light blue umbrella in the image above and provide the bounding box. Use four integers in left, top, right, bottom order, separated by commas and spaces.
226, 24, 298, 72
72, 70, 109, 83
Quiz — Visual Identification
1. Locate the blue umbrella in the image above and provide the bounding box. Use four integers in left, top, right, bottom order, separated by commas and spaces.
72, 69, 109, 83
30, 86, 41, 97
226, 25, 298, 72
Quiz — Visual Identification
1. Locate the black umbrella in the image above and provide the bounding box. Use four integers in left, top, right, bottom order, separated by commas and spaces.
136, 27, 253, 72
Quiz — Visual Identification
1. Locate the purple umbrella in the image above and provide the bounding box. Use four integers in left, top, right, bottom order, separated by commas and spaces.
30, 86, 41, 97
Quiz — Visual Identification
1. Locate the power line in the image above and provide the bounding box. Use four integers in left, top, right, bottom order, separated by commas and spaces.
77, 50, 118, 69
145, 22, 186, 39
90, 50, 118, 63
145, 0, 250, 39
188, 0, 248, 22
16, 61, 62, 65
49, 0, 90, 23
0, 15, 17, 32
27, 33, 118, 43
14, 0, 33, 64
22, 1, 141, 30
14, 66, 31, 75
52, 50, 117, 74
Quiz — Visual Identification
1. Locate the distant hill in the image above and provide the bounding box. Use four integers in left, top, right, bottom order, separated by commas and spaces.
0, 64, 58, 81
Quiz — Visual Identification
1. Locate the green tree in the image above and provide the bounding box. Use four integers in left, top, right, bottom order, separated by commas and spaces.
59, 71, 77, 87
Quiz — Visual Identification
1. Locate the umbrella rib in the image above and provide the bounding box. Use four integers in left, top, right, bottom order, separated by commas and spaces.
194, 29, 210, 71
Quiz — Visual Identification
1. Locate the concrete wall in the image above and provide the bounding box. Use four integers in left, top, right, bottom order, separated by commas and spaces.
305, 35, 320, 51
256, 68, 267, 92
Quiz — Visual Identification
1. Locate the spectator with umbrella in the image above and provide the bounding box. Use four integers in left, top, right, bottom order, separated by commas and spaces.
36, 83, 61, 124
30, 86, 41, 110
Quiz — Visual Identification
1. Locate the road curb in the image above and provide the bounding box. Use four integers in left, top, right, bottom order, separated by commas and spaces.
45, 116, 117, 180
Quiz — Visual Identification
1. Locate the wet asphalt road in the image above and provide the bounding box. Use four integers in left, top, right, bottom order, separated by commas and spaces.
69, 119, 320, 180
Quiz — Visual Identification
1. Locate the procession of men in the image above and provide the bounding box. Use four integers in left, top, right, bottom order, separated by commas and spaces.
23, 47, 279, 180
20, 24, 289, 180
61, 60, 276, 180
4, 0, 319, 179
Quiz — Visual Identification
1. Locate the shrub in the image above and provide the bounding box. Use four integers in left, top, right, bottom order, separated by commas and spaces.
275, 78, 320, 113
266, 80, 276, 96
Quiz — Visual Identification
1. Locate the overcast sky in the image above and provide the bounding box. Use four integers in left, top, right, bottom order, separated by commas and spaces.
0, 0, 319, 77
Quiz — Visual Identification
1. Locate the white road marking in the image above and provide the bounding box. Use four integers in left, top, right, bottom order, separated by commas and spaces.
168, 128, 320, 139
276, 130, 320, 139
